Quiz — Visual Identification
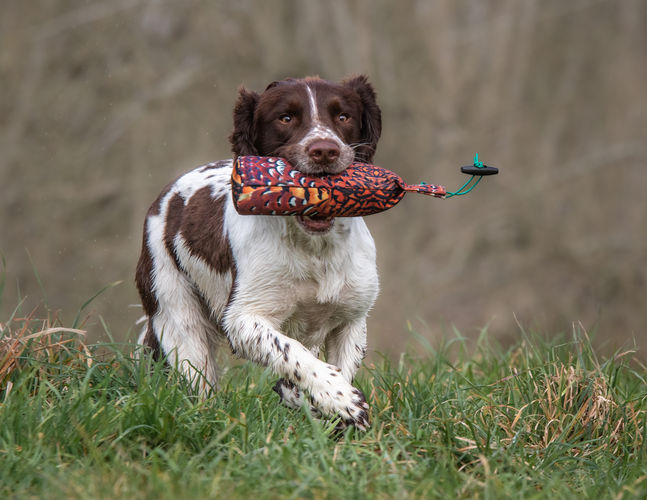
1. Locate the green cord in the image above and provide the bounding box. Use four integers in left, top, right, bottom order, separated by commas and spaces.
445, 175, 482, 198
472, 152, 484, 168
445, 153, 485, 198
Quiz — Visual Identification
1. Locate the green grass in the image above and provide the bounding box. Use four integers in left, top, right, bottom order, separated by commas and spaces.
1, 310, 647, 499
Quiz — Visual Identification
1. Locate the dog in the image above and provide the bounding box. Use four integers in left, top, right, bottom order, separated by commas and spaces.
135, 75, 381, 429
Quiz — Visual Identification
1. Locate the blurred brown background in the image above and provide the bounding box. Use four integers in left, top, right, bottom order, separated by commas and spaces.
2, 0, 646, 355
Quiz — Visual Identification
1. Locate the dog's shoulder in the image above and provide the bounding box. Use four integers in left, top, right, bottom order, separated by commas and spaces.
143, 159, 235, 275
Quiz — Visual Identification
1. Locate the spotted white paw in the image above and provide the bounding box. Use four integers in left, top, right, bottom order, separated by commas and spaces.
308, 366, 370, 430
273, 378, 305, 409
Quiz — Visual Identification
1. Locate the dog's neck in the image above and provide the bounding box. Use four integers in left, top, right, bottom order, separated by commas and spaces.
281, 217, 352, 255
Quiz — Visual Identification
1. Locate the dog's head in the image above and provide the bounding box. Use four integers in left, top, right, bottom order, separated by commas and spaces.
230, 75, 381, 175
229, 75, 381, 234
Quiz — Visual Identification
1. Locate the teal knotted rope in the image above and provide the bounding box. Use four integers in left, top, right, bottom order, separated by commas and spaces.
444, 153, 485, 198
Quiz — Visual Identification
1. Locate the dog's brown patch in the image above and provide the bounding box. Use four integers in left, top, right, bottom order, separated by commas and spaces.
180, 188, 233, 274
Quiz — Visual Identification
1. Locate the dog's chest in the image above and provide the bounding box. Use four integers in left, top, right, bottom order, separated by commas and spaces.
271, 250, 365, 345
281, 276, 355, 348
229, 214, 378, 347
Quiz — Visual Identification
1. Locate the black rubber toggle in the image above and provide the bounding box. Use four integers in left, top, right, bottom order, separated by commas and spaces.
461, 165, 499, 176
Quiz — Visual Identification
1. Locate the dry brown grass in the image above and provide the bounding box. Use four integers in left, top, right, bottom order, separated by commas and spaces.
0, 310, 90, 394
491, 361, 643, 457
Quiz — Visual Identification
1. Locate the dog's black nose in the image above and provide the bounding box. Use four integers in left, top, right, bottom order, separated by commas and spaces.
307, 140, 340, 165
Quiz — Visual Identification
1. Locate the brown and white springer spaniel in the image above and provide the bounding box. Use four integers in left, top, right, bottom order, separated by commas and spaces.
135, 76, 381, 429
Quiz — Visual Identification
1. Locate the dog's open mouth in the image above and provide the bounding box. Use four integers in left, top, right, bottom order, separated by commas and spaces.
296, 215, 335, 234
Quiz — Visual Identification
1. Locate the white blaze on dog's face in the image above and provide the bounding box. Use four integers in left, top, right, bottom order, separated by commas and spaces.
255, 79, 359, 175
229, 76, 382, 235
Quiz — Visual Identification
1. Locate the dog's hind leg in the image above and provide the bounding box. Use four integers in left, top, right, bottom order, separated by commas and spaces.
153, 323, 219, 395
149, 299, 220, 394
137, 196, 225, 394
145, 260, 221, 394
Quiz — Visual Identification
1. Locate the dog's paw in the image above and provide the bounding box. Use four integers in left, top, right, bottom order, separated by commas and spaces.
340, 387, 370, 430
309, 368, 370, 430
273, 378, 305, 409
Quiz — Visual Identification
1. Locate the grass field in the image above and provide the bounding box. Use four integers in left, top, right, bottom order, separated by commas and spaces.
1, 307, 647, 499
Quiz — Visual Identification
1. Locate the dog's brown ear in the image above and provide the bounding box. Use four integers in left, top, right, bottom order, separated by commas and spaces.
229, 87, 260, 158
343, 75, 382, 163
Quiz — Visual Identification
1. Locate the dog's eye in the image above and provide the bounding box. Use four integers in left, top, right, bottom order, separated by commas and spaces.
338, 113, 350, 122
278, 114, 293, 124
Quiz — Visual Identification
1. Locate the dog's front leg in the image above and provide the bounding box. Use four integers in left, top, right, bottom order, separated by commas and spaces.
273, 345, 321, 411
325, 319, 368, 384
224, 313, 370, 429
